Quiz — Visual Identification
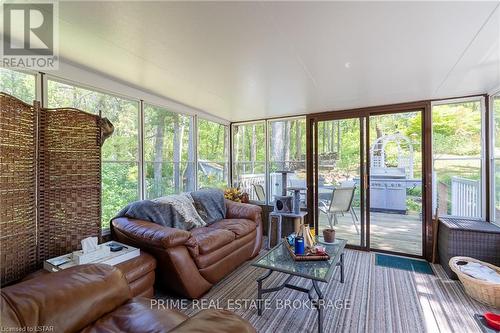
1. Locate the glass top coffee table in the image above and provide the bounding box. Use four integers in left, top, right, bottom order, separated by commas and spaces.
252, 238, 347, 333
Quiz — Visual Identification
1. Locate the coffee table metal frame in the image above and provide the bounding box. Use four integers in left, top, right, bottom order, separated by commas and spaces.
252, 239, 346, 333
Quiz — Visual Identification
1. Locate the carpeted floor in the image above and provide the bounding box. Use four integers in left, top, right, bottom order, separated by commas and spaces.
158, 249, 497, 333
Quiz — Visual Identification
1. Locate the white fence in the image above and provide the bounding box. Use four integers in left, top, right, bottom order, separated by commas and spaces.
236, 173, 307, 201
451, 176, 481, 218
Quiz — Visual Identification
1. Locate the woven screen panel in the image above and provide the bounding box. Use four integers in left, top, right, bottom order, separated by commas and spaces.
0, 93, 38, 285
38, 107, 101, 262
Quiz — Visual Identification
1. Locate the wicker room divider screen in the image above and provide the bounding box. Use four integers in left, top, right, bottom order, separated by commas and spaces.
37, 107, 102, 263
0, 93, 38, 285
0, 93, 102, 285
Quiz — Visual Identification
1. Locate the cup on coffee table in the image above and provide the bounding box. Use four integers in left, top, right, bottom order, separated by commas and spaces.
323, 229, 336, 243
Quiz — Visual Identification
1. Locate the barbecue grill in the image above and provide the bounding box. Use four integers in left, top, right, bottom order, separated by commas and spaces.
370, 167, 407, 213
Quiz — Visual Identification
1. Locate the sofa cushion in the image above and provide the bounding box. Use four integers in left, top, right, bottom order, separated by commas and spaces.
209, 219, 257, 238
191, 227, 235, 254
168, 309, 256, 333
194, 230, 256, 269
1, 264, 131, 333
81, 298, 188, 333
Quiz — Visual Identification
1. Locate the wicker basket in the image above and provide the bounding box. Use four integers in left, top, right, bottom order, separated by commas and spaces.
449, 256, 500, 308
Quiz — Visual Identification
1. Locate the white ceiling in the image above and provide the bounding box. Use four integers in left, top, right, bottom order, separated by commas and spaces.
52, 1, 500, 121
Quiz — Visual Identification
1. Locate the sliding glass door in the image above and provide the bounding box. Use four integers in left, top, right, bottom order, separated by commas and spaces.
315, 118, 364, 247
368, 111, 423, 256
311, 107, 426, 256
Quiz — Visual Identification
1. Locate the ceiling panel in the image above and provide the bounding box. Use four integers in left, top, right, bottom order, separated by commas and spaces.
53, 1, 500, 121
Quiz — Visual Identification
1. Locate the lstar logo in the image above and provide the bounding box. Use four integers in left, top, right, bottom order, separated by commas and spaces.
1, 1, 59, 70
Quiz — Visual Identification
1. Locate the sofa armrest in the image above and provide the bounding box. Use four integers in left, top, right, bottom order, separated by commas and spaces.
168, 309, 256, 333
225, 199, 262, 222
0, 264, 130, 333
112, 217, 191, 249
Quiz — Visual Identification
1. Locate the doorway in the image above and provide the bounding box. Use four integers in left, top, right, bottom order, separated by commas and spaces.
309, 106, 426, 257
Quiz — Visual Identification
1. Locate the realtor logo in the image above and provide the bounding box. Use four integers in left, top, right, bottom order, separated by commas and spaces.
1, 1, 59, 70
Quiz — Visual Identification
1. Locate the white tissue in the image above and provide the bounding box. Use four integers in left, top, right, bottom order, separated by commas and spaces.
81, 237, 99, 253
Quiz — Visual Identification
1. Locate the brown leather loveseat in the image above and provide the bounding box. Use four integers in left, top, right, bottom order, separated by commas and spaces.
0, 264, 255, 333
112, 199, 263, 298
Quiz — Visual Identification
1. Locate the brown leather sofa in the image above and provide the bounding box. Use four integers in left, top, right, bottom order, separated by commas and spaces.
112, 199, 262, 298
22, 251, 157, 298
0, 264, 256, 333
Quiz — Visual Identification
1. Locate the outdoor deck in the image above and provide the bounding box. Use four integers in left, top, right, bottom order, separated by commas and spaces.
318, 208, 422, 255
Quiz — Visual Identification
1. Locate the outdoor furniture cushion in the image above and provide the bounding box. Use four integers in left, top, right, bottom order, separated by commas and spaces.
209, 219, 257, 238
191, 228, 235, 254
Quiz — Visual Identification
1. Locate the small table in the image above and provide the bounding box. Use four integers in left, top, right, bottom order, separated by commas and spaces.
252, 238, 347, 333
267, 211, 308, 249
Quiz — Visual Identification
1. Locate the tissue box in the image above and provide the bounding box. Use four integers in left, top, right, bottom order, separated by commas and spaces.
72, 245, 111, 264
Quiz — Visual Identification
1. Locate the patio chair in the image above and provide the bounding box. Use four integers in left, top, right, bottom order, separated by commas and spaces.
252, 184, 266, 202
319, 186, 359, 234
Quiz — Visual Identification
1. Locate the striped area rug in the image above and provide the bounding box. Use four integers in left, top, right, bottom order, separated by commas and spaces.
159, 249, 497, 333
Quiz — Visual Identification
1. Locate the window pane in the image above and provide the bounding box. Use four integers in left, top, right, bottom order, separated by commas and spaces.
495, 95, 500, 157
232, 122, 266, 202
268, 118, 306, 204
47, 80, 139, 161
432, 101, 482, 157
434, 159, 481, 217
0, 68, 36, 104
494, 160, 500, 223
494, 95, 500, 224
47, 80, 139, 227
197, 119, 228, 189
432, 99, 483, 218
143, 104, 195, 198
102, 162, 139, 229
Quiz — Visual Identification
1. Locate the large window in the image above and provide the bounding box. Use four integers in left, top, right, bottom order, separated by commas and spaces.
231, 118, 307, 205
144, 104, 195, 199
0, 68, 36, 104
432, 98, 484, 218
47, 79, 140, 227
197, 119, 229, 189
232, 122, 266, 202
492, 94, 500, 224
268, 118, 306, 203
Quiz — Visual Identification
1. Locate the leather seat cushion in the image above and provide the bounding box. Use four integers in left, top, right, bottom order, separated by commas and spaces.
191, 227, 236, 254
194, 230, 256, 269
209, 219, 256, 238
169, 309, 256, 333
115, 251, 156, 283
81, 298, 188, 333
